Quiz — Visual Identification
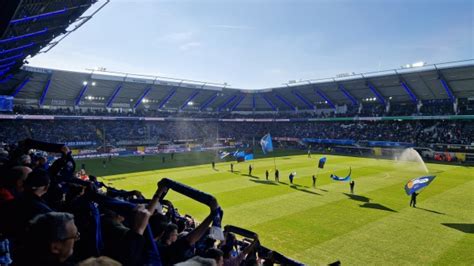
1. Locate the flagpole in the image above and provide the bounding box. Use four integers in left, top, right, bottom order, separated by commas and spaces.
316, 166, 320, 181
272, 132, 276, 171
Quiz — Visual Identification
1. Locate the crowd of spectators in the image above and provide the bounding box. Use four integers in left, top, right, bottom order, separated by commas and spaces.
9, 98, 472, 119
0, 139, 284, 265
458, 98, 474, 115
1, 119, 473, 148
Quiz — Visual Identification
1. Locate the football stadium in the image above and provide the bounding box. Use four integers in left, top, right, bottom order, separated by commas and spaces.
0, 1, 473, 265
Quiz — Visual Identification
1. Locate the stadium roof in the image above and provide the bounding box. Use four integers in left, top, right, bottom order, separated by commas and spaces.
0, 0, 107, 82
1, 60, 473, 112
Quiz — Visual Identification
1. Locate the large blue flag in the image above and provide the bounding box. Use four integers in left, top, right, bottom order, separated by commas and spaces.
235, 149, 254, 162
405, 175, 436, 195
318, 157, 327, 169
260, 133, 273, 154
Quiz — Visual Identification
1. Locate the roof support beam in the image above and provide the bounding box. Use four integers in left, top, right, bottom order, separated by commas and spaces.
200, 93, 218, 111
158, 89, 176, 109
11, 77, 30, 97
367, 82, 386, 105
218, 94, 238, 112
106, 84, 123, 108
180, 90, 200, 110
133, 87, 152, 109
252, 93, 256, 110
0, 42, 35, 56
0, 61, 16, 69
0, 53, 23, 63
0, 28, 48, 44
400, 81, 418, 103
262, 94, 277, 111
338, 84, 358, 106
0, 74, 13, 83
74, 83, 89, 106
39, 79, 51, 106
230, 94, 246, 112
10, 8, 67, 24
292, 90, 314, 110
316, 89, 336, 109
0, 67, 11, 76
439, 77, 456, 103
275, 93, 296, 111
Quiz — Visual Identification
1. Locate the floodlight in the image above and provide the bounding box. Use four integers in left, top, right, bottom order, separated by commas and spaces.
188, 101, 194, 106
412, 62, 425, 67
91, 81, 96, 86
83, 81, 88, 86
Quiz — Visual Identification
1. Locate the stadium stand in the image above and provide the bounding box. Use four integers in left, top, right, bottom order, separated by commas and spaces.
1, 1, 474, 265
0, 119, 473, 147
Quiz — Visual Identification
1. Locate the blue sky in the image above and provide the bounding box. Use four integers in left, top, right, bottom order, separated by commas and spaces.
28, 0, 473, 89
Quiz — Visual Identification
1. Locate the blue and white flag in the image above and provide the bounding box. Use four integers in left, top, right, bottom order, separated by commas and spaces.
318, 157, 327, 169
219, 151, 230, 160
235, 149, 254, 162
233, 150, 240, 157
260, 133, 273, 154
405, 175, 436, 195
330, 167, 352, 182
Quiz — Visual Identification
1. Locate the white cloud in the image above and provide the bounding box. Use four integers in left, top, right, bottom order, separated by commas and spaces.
179, 42, 201, 51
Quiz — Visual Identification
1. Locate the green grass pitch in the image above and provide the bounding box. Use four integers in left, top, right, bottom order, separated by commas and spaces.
77, 151, 474, 265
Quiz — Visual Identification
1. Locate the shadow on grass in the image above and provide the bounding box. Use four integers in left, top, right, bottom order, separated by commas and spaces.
441, 223, 474, 234
242, 174, 259, 179
360, 202, 397, 212
431, 170, 446, 174
278, 181, 288, 185
343, 193, 370, 203
290, 185, 321, 195
318, 188, 329, 192
290, 184, 310, 188
212, 168, 219, 172
228, 170, 241, 174
107, 177, 127, 181
249, 179, 279, 185
416, 207, 445, 215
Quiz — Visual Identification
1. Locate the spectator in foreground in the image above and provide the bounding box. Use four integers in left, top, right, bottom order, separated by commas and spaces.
158, 198, 220, 265
16, 212, 79, 266
4, 169, 52, 237
77, 256, 121, 266
0, 166, 31, 203
203, 248, 224, 266
222, 235, 259, 266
